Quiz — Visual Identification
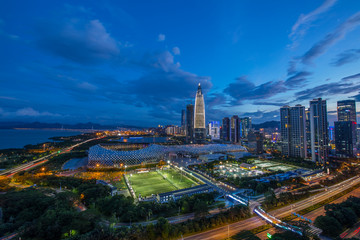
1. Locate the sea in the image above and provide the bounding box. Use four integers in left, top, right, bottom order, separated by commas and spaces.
0, 129, 86, 150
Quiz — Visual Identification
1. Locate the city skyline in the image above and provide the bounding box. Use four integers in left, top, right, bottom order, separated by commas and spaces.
1, 1, 360, 127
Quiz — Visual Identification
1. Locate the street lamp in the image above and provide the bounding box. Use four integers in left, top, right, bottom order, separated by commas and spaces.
180, 167, 183, 182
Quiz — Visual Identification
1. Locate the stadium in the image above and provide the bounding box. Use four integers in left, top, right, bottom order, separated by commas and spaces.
88, 143, 247, 167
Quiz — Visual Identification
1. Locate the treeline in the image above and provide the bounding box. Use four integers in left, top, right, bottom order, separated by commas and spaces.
1, 174, 221, 239
70, 205, 251, 240
315, 196, 360, 238
320, 167, 359, 186
12, 174, 217, 220
0, 189, 101, 239
12, 174, 111, 207
0, 185, 236, 239
262, 189, 311, 210
96, 191, 217, 222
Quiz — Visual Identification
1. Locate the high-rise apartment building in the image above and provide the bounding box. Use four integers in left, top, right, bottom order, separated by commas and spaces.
309, 98, 328, 164
280, 105, 307, 158
222, 117, 230, 141
305, 108, 311, 157
280, 106, 290, 156
185, 104, 194, 143
337, 100, 356, 122
194, 83, 206, 142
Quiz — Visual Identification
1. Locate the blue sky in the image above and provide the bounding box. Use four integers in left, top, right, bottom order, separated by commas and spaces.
1, 0, 360, 127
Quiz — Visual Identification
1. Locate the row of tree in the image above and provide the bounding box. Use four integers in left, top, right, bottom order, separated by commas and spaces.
314, 196, 360, 238
69, 204, 251, 240
262, 189, 311, 210
96, 191, 217, 222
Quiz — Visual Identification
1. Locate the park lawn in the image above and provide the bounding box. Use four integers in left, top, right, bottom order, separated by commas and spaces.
129, 171, 176, 197
161, 168, 198, 189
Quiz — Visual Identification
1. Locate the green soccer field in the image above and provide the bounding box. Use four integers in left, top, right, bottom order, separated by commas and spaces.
129, 171, 176, 197
128, 169, 198, 197
161, 168, 198, 189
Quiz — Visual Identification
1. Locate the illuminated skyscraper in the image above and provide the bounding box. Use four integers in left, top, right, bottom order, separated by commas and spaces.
280, 105, 307, 158
208, 121, 220, 140
181, 109, 186, 134
186, 104, 194, 143
335, 121, 357, 157
310, 98, 328, 164
222, 117, 230, 141
337, 100, 356, 122
194, 83, 206, 142
335, 100, 357, 157
240, 117, 252, 138
230, 115, 240, 143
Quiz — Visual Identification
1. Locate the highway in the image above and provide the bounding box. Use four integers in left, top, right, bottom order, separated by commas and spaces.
257, 186, 360, 239
183, 175, 360, 240
0, 137, 102, 177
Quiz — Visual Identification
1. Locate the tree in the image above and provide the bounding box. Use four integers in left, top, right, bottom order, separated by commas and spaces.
146, 223, 156, 240
264, 189, 277, 207
314, 215, 342, 237
156, 217, 170, 239
272, 230, 309, 240
255, 182, 269, 193
193, 200, 209, 218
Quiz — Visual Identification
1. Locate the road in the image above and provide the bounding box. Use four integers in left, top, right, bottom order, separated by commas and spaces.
341, 221, 360, 239
0, 137, 102, 177
256, 185, 360, 239
183, 175, 360, 240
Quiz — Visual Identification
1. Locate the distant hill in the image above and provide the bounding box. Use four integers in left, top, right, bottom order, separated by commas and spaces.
0, 121, 142, 130
252, 121, 280, 130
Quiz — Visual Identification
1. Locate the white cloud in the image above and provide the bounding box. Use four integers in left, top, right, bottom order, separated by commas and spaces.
172, 46, 180, 55
77, 82, 97, 91
15, 107, 61, 117
158, 33, 165, 41
289, 0, 337, 45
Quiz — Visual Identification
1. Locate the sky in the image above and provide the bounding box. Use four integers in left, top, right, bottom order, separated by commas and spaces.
1, 0, 360, 127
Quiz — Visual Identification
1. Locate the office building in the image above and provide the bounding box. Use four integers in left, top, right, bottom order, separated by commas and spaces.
194, 83, 206, 142
334, 121, 357, 157
335, 100, 357, 157
230, 115, 240, 143
222, 117, 230, 141
185, 104, 194, 143
248, 130, 264, 154
309, 98, 328, 164
240, 117, 252, 138
280, 105, 307, 158
337, 100, 356, 122
208, 121, 220, 140
181, 109, 186, 134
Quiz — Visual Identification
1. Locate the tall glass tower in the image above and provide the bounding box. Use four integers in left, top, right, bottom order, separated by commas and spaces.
337, 100, 356, 122
310, 98, 328, 165
194, 83, 206, 142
